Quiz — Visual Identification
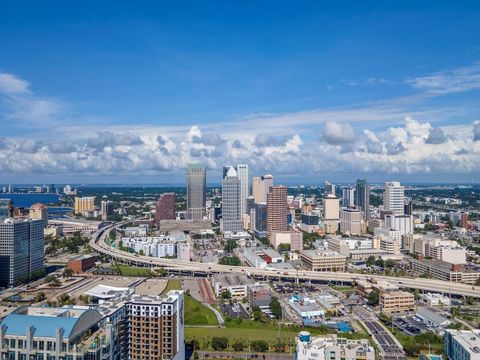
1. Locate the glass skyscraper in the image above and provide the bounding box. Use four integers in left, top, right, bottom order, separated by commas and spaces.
355, 179, 370, 220
186, 163, 206, 220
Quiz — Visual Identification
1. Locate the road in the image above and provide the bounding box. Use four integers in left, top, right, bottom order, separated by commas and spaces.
354, 307, 406, 360
90, 223, 480, 298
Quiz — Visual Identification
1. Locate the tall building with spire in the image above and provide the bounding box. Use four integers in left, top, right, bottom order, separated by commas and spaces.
186, 163, 206, 220
221, 166, 243, 232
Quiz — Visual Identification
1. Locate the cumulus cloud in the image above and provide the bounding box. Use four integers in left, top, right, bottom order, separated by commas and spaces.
321, 121, 356, 145
86, 131, 143, 150
473, 121, 480, 141
425, 127, 447, 144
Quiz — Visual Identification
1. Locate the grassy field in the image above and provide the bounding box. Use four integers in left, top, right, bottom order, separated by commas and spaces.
160, 279, 181, 295
185, 326, 299, 349
117, 265, 151, 276
161, 279, 218, 326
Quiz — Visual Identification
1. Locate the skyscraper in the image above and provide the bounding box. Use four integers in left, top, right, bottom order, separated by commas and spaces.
324, 181, 336, 196
236, 164, 249, 214
355, 179, 370, 220
186, 163, 206, 220
100, 200, 114, 219
156, 192, 176, 225
267, 186, 287, 240
0, 218, 44, 287
252, 174, 274, 203
324, 195, 340, 234
342, 187, 355, 207
384, 181, 405, 215
221, 167, 243, 232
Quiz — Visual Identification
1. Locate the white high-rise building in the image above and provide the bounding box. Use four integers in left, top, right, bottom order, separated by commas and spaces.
342, 187, 355, 207
221, 167, 243, 232
384, 181, 405, 215
236, 164, 249, 214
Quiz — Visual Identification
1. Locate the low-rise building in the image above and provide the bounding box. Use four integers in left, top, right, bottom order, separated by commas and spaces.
410, 258, 480, 284
444, 330, 480, 360
296, 332, 375, 360
247, 284, 272, 307
68, 254, 97, 273
379, 291, 415, 314
271, 231, 303, 251
212, 274, 255, 298
299, 250, 346, 272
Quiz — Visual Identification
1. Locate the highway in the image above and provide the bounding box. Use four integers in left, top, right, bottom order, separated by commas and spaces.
89, 224, 480, 298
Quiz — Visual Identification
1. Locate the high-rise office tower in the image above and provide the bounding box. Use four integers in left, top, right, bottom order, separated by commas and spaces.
0, 218, 44, 287
355, 179, 370, 220
29, 203, 48, 228
252, 174, 274, 203
267, 186, 287, 240
236, 164, 249, 214
0, 199, 13, 220
221, 167, 243, 232
156, 193, 176, 225
324, 181, 336, 196
74, 196, 96, 214
186, 163, 206, 220
384, 181, 405, 215
342, 187, 355, 207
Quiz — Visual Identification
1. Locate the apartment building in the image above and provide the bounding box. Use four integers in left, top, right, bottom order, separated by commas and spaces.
411, 258, 480, 284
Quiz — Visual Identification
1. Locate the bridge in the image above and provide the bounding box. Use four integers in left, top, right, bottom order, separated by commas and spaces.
89, 223, 480, 298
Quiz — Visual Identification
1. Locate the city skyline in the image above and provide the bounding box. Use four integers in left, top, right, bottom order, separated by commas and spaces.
1, 2, 480, 184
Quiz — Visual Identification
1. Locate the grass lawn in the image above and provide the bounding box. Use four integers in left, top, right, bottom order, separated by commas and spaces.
117, 265, 151, 276
161, 279, 217, 326
185, 327, 299, 349
160, 279, 181, 295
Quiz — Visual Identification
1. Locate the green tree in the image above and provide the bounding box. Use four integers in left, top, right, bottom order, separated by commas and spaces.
367, 290, 379, 306
366, 256, 375, 267
211, 337, 228, 351
218, 256, 241, 266
385, 259, 395, 268
34, 292, 46, 303
221, 289, 231, 299
250, 340, 269, 352
270, 297, 282, 319
374, 258, 385, 268
232, 340, 245, 352
277, 243, 291, 252
63, 267, 74, 279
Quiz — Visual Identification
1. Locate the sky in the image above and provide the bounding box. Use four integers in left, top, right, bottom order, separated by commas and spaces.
1, 1, 480, 184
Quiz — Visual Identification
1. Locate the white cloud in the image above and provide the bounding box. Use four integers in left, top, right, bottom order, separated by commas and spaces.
321, 121, 356, 145
407, 62, 480, 95
0, 73, 30, 94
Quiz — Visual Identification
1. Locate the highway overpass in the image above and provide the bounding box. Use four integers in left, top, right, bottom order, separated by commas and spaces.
90, 224, 480, 298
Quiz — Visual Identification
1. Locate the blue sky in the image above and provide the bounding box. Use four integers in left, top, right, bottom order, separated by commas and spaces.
1, 1, 480, 184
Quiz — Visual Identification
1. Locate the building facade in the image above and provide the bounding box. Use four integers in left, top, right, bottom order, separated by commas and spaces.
355, 179, 370, 220
267, 186, 288, 240
0, 218, 44, 287
29, 203, 48, 228
252, 175, 274, 204
74, 196, 96, 215
156, 193, 176, 225
383, 182, 405, 215
186, 163, 206, 220
340, 207, 362, 235
299, 250, 346, 272
221, 167, 243, 232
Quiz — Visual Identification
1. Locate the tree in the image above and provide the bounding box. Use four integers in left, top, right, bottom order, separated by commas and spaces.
250, 340, 269, 352
252, 306, 264, 322
270, 298, 282, 319
367, 290, 379, 306
366, 256, 375, 267
221, 289, 231, 299
224, 239, 238, 252
374, 258, 385, 268
232, 340, 245, 352
63, 267, 74, 279
475, 277, 480, 286
277, 243, 290, 252
46, 275, 61, 287
34, 292, 46, 303
218, 256, 241, 266
385, 259, 395, 268
211, 337, 228, 351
